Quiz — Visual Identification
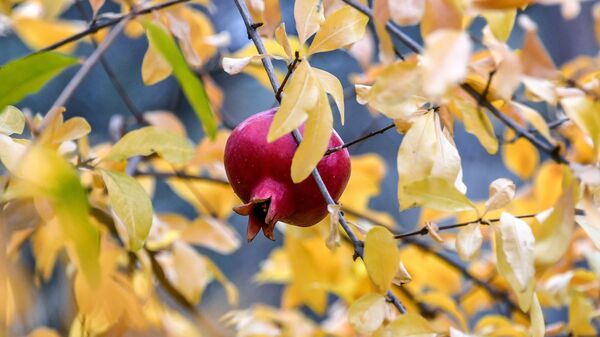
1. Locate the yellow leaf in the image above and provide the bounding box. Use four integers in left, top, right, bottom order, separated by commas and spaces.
340, 154, 387, 214
494, 212, 535, 311
422, 29, 472, 99
159, 242, 212, 304
168, 178, 238, 219
373, 0, 395, 63
254, 248, 292, 283
326, 204, 341, 250
294, 0, 324, 45
569, 292, 596, 336
142, 42, 172, 86
398, 112, 467, 211
484, 178, 516, 214
373, 313, 437, 337
448, 91, 498, 154
481, 9, 516, 42
519, 15, 557, 79
0, 134, 26, 173
12, 17, 85, 53
31, 218, 64, 280
475, 315, 528, 336
393, 260, 412, 285
180, 217, 241, 254
27, 327, 61, 337
456, 223, 483, 261
364, 227, 400, 292
0, 105, 25, 135
534, 166, 576, 265
101, 170, 153, 251
290, 86, 333, 183
502, 129, 539, 180
51, 117, 91, 144
144, 110, 187, 137
364, 61, 425, 119
308, 5, 368, 55
561, 96, 600, 158
595, 3, 600, 46
512, 102, 553, 142
103, 126, 193, 165
268, 60, 317, 142
530, 294, 545, 337
389, 0, 425, 26
579, 194, 600, 249
404, 178, 477, 213
473, 0, 531, 9
421, 0, 463, 37
312, 67, 344, 124
418, 291, 468, 330
222, 55, 265, 75
89, 0, 105, 17
275, 23, 293, 60
204, 257, 239, 306
348, 293, 387, 334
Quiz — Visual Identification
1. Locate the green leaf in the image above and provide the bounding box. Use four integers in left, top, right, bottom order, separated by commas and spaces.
144, 22, 217, 139
12, 145, 100, 286
0, 52, 78, 111
0, 106, 26, 135
402, 177, 478, 213
103, 126, 193, 165
101, 169, 153, 251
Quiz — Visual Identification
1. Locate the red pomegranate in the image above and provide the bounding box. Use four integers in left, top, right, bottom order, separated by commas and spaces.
224, 108, 351, 242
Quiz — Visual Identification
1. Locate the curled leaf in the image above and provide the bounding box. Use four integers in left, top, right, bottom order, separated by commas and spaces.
348, 293, 387, 334
484, 178, 516, 214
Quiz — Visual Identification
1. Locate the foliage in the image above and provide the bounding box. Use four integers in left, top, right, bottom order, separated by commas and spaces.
1, 0, 600, 337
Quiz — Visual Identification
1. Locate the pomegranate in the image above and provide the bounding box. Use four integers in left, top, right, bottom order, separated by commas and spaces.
224, 108, 351, 242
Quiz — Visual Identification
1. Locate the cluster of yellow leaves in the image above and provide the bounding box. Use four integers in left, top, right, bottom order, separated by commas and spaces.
1, 106, 240, 336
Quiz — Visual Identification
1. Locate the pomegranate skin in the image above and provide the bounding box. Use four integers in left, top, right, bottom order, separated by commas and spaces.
224, 108, 351, 241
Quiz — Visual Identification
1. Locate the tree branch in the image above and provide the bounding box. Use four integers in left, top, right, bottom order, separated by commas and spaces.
74, 0, 146, 125
32, 0, 190, 56
37, 11, 133, 133
232, 0, 406, 313
341, 0, 570, 166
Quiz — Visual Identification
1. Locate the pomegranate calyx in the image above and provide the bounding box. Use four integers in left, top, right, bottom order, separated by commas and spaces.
233, 198, 278, 242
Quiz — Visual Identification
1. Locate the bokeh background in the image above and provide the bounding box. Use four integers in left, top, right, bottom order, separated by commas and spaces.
1, 0, 599, 331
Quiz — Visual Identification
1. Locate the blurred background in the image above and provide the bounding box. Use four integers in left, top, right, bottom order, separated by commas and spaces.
1, 0, 599, 332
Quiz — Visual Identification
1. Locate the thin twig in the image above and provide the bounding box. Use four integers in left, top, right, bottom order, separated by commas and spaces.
37, 12, 133, 133
134, 169, 229, 185
394, 208, 585, 239
74, 0, 146, 124
275, 51, 301, 102
341, 0, 570, 166
325, 122, 396, 155
33, 0, 191, 56
232, 0, 406, 313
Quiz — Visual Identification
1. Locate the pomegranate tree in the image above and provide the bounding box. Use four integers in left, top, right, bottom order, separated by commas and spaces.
224, 108, 351, 241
